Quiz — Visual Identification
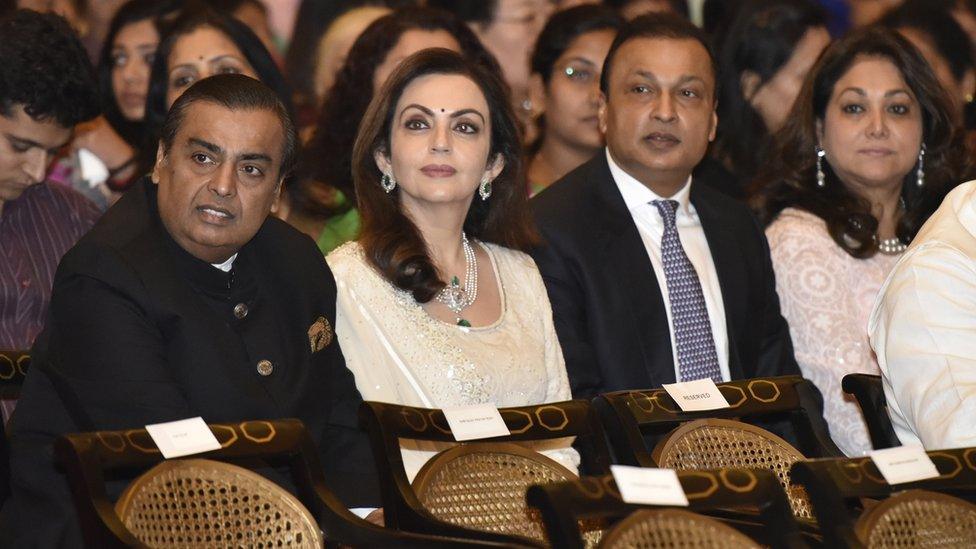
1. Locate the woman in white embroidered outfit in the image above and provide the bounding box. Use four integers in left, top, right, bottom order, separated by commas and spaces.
327, 48, 578, 479
754, 28, 966, 456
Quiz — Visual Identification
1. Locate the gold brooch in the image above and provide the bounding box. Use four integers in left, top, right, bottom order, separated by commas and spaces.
308, 316, 333, 353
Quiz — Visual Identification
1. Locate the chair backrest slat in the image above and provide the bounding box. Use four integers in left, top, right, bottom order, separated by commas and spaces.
841, 373, 900, 450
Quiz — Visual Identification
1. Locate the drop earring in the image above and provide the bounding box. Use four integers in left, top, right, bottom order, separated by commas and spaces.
815, 146, 826, 188
381, 172, 396, 193
478, 176, 492, 200
916, 143, 926, 187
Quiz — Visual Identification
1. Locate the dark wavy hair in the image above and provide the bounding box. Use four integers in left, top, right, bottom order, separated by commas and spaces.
713, 0, 827, 182
353, 48, 535, 303
97, 0, 180, 147
754, 27, 966, 258
140, 6, 292, 174
299, 7, 501, 218
0, 9, 99, 128
880, 1, 975, 87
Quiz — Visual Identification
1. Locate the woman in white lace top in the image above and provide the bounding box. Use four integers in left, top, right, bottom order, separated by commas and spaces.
755, 29, 966, 455
327, 48, 578, 480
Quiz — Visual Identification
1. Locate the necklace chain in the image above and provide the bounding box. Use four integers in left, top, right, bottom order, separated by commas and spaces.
435, 232, 478, 326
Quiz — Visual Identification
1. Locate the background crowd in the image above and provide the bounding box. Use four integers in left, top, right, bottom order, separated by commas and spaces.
3, 0, 976, 544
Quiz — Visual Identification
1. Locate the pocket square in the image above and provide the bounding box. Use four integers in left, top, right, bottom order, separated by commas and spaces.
308, 316, 333, 353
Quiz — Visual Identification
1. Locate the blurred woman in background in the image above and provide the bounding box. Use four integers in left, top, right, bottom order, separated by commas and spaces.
708, 0, 828, 199
525, 4, 622, 194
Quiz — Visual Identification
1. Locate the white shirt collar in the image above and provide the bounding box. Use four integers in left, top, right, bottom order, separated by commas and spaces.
605, 148, 693, 216
211, 253, 238, 272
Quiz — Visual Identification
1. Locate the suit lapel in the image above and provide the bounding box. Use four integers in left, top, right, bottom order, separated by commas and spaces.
588, 156, 676, 387
691, 184, 746, 379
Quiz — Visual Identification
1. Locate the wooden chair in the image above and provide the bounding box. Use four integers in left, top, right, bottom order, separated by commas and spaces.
792, 448, 976, 548
841, 374, 900, 450
56, 418, 517, 548
594, 375, 841, 468
526, 467, 805, 549
0, 348, 29, 505
359, 400, 612, 547
652, 418, 813, 519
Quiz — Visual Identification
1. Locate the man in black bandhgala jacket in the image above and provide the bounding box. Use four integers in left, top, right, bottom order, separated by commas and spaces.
1, 74, 380, 547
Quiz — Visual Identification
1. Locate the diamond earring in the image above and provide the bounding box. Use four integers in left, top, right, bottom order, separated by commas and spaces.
916, 143, 926, 187
479, 176, 492, 200
815, 146, 826, 188
381, 172, 396, 193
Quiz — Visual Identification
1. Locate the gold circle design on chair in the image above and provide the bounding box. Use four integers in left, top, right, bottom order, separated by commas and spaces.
401, 408, 428, 432
411, 442, 577, 543
597, 508, 761, 548
746, 379, 781, 403
115, 458, 322, 547
0, 354, 14, 380
535, 405, 569, 432
652, 418, 813, 518
239, 420, 276, 444
856, 490, 976, 548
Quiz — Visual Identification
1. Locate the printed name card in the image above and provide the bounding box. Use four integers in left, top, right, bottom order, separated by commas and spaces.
611, 465, 689, 506
662, 378, 731, 412
869, 445, 940, 485
442, 404, 511, 441
145, 417, 222, 459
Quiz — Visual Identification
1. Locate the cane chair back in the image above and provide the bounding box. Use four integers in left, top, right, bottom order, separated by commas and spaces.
115, 458, 321, 547
855, 490, 976, 548
359, 399, 611, 546
653, 418, 812, 518
792, 449, 976, 548
595, 375, 840, 467
597, 508, 760, 549
526, 468, 803, 549
841, 374, 900, 450
413, 443, 576, 543
57, 419, 515, 548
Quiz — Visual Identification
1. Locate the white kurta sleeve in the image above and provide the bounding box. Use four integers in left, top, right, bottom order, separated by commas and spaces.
871, 245, 976, 450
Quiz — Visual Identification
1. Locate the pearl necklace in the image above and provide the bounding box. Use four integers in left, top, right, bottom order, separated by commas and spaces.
435, 232, 478, 327
878, 236, 907, 255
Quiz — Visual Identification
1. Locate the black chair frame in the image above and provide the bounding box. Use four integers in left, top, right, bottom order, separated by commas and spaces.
0, 349, 29, 506
841, 373, 900, 450
594, 375, 842, 466
359, 399, 612, 547
55, 418, 517, 548
526, 467, 806, 549
792, 447, 976, 548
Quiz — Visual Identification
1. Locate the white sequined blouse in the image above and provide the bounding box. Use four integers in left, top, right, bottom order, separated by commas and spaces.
327, 240, 579, 480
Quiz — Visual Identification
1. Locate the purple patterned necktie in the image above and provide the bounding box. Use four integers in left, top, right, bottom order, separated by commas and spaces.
652, 199, 722, 383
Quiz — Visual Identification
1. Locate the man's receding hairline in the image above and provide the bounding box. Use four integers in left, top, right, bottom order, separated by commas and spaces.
608, 37, 716, 84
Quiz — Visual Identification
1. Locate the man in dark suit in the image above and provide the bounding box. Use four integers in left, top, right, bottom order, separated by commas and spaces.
531, 13, 799, 399
0, 74, 379, 546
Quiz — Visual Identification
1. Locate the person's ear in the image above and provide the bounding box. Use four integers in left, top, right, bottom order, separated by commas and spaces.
373, 147, 392, 177
598, 92, 608, 134
151, 144, 166, 184
815, 118, 824, 145
709, 110, 718, 142
740, 70, 762, 104
484, 153, 505, 182
528, 73, 546, 119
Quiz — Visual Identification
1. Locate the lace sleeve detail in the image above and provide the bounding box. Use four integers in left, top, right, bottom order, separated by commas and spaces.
767, 209, 889, 456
